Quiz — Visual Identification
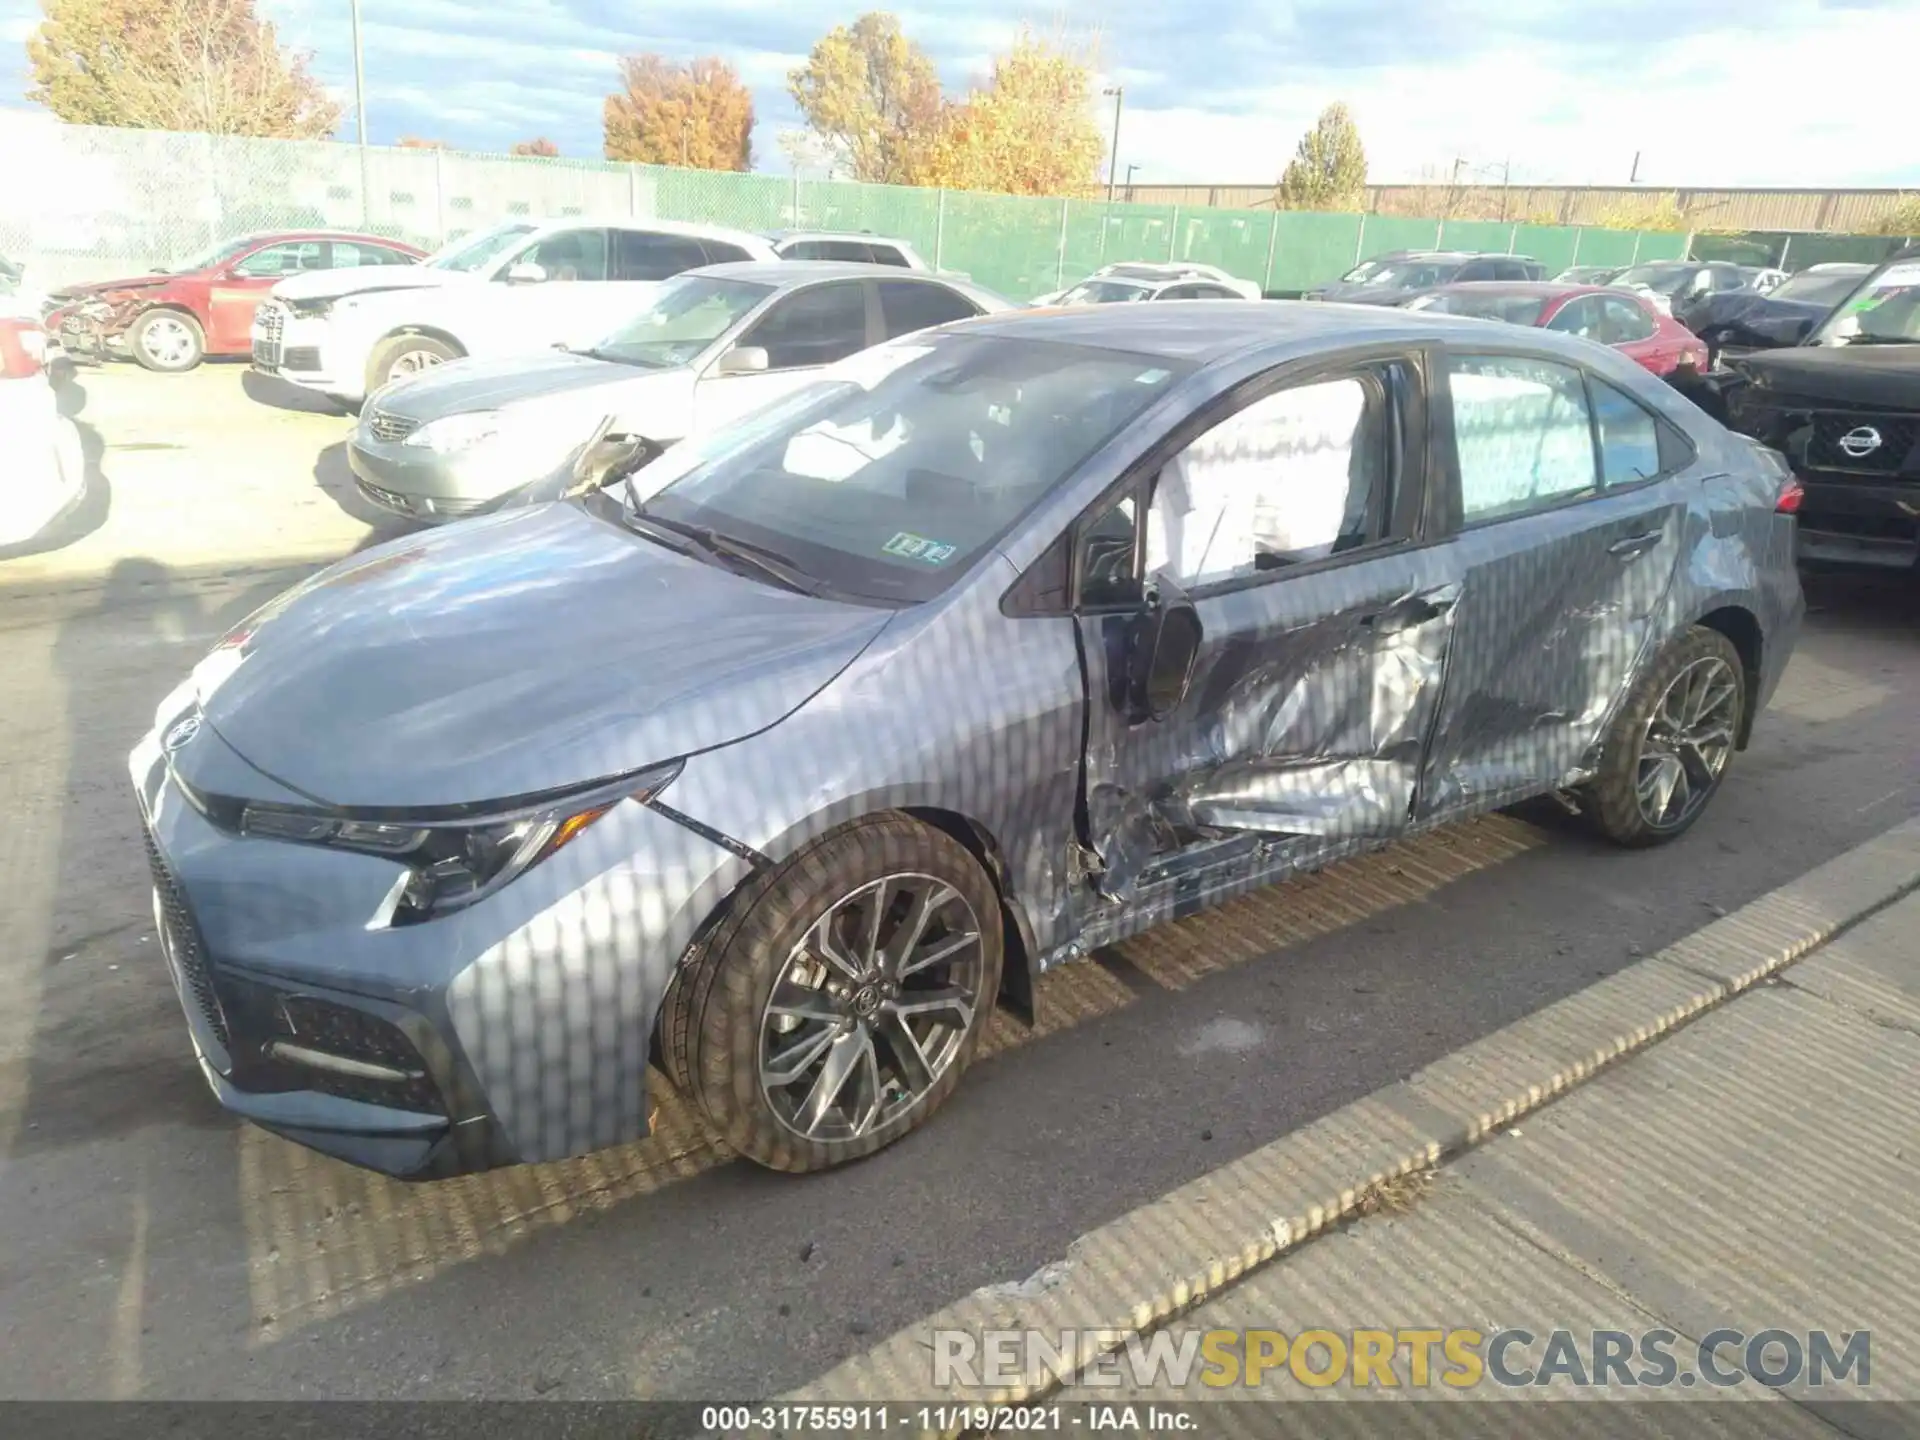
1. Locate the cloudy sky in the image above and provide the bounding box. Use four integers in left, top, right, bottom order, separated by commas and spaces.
2, 0, 1916, 187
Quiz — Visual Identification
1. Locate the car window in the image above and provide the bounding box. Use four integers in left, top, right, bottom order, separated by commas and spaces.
1601, 295, 1656, 342
520, 228, 609, 282
877, 281, 980, 340
232, 241, 326, 278
1491, 260, 1530, 281
700, 240, 755, 265
1454, 261, 1497, 282
1587, 378, 1666, 487
1155, 285, 1198, 300
866, 243, 911, 268
330, 241, 411, 268
780, 240, 831, 261
738, 281, 869, 369
1545, 296, 1606, 340
1448, 355, 1597, 522
1143, 374, 1390, 589
609, 229, 704, 282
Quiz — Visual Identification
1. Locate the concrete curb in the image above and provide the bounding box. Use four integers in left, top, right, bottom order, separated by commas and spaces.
787, 817, 1920, 1412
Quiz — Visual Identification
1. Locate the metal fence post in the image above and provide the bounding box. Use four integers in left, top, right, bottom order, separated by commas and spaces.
1434, 218, 1445, 247
1262, 212, 1281, 291
433, 148, 445, 242
1507, 223, 1518, 254
1353, 212, 1368, 266
1168, 205, 1180, 261
934, 189, 946, 270
629, 164, 639, 217
1569, 227, 1583, 265
1776, 234, 1793, 270
1055, 199, 1069, 290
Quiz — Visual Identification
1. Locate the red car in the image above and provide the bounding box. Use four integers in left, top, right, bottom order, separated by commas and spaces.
1404, 282, 1708, 377
43, 230, 428, 373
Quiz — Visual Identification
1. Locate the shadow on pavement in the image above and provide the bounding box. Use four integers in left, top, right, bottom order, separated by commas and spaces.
1802, 566, 1920, 635
242, 367, 351, 417
314, 440, 418, 550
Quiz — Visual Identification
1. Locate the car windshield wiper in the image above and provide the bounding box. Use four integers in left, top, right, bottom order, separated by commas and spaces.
623, 507, 829, 598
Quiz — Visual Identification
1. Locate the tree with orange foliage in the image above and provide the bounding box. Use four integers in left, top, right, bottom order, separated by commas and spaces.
396, 136, 446, 149
914, 28, 1104, 196
603, 55, 753, 170
788, 12, 941, 185
27, 0, 337, 137
512, 137, 560, 157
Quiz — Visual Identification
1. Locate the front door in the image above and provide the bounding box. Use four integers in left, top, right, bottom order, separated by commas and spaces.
210, 239, 325, 352
1072, 353, 1461, 901
692, 280, 875, 434
1415, 351, 1692, 822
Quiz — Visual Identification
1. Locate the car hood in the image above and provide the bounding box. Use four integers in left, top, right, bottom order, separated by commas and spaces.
272, 266, 457, 302
189, 503, 895, 810
51, 273, 169, 300
1729, 345, 1920, 410
376, 350, 691, 419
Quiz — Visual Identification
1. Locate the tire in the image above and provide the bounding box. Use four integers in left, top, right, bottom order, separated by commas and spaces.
682, 813, 1003, 1172
129, 309, 205, 372
1585, 627, 1746, 848
366, 333, 461, 395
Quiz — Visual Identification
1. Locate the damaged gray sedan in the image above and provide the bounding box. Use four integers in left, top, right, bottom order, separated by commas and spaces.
131, 304, 1803, 1180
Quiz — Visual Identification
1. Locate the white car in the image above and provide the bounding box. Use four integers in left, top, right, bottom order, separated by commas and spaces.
342, 261, 1016, 522
251, 217, 780, 408
764, 230, 930, 270
0, 299, 86, 550
1033, 262, 1262, 307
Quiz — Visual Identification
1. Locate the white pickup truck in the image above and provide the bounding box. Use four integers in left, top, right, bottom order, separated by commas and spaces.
252, 217, 779, 409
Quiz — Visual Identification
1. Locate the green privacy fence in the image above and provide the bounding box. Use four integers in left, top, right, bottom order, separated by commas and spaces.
2, 123, 1693, 297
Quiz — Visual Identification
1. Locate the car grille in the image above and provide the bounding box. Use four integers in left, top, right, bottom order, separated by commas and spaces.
254, 302, 284, 367
429, 495, 493, 517
143, 827, 230, 1047
355, 477, 423, 516
1807, 414, 1919, 475
366, 407, 419, 443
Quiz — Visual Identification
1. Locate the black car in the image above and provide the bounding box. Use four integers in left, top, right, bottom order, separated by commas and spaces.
1304, 250, 1544, 306
1690, 248, 1920, 572
1682, 264, 1874, 366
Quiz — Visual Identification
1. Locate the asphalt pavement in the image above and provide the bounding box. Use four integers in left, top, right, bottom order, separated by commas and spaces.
0, 564, 1913, 1402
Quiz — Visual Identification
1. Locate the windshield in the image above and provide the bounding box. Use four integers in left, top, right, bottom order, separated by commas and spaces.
1341, 258, 1390, 282
1612, 263, 1698, 295
586, 276, 773, 368
426, 222, 538, 273
1357, 261, 1457, 289
626, 333, 1189, 604
1417, 291, 1547, 326
1770, 269, 1870, 308
1057, 279, 1150, 305
166, 234, 263, 274
1810, 260, 1920, 346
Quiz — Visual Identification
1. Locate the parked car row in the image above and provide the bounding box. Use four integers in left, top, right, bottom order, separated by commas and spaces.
132, 296, 1807, 1187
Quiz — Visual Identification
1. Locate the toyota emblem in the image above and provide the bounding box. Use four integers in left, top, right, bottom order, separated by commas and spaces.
163, 715, 202, 752
1837, 426, 1883, 458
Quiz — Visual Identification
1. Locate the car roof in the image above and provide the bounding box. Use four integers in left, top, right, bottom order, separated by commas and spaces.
231, 229, 425, 248
693, 260, 960, 285
967, 297, 1538, 363
763, 230, 915, 246
1425, 281, 1614, 300
523, 216, 773, 245
1391, 251, 1536, 263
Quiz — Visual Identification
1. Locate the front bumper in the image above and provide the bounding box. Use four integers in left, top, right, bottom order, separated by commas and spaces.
347, 430, 573, 524
129, 712, 756, 1178
251, 306, 352, 396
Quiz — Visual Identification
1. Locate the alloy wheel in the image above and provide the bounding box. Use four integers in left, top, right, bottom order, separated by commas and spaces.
389, 348, 445, 376
758, 873, 985, 1144
140, 315, 196, 368
1636, 655, 1739, 831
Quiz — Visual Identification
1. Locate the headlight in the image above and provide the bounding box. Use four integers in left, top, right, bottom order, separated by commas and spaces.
237, 761, 683, 924
404, 410, 503, 453
286, 297, 333, 319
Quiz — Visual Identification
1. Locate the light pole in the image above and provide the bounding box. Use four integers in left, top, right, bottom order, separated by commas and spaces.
350, 0, 370, 224
1102, 85, 1123, 205
681, 115, 693, 168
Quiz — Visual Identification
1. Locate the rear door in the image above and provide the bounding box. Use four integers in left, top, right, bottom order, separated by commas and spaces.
1414, 349, 1697, 822
875, 280, 982, 339
1069, 349, 1461, 900
691, 279, 875, 432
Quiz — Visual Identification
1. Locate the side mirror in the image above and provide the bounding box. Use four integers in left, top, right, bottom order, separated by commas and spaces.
715, 345, 770, 376
1121, 581, 1203, 724
505, 261, 548, 285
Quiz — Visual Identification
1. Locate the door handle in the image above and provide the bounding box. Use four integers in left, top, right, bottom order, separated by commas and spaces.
1608, 529, 1664, 559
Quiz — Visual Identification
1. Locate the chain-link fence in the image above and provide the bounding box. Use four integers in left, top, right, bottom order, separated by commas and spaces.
1, 123, 1697, 298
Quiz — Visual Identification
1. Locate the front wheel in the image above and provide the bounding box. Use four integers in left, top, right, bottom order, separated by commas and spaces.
129, 310, 205, 372
366, 333, 461, 395
682, 815, 1003, 1172
1585, 627, 1746, 847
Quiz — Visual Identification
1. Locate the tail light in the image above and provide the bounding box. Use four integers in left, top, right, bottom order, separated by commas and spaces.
1776, 479, 1805, 515
0, 317, 47, 379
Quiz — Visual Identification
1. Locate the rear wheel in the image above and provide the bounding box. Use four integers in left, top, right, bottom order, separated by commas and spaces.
682, 815, 1002, 1172
366, 334, 461, 395
1585, 627, 1746, 847
129, 310, 204, 372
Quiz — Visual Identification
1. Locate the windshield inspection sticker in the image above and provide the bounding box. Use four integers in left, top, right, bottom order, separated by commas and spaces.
882, 532, 958, 565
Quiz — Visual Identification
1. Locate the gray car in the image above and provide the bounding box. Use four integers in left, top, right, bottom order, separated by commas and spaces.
347, 262, 1010, 522
132, 303, 1803, 1181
